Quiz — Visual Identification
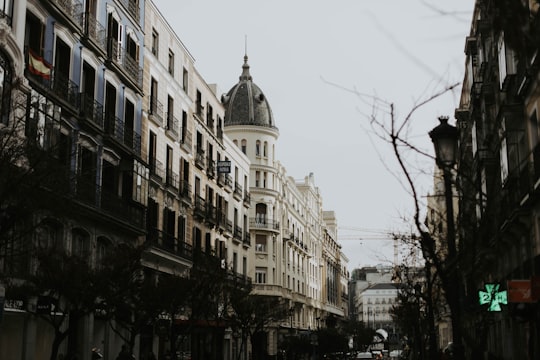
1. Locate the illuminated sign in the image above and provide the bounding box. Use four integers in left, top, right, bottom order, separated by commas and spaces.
478, 283, 507, 312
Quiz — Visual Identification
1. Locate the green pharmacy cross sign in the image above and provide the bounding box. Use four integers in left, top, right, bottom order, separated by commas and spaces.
478, 283, 508, 312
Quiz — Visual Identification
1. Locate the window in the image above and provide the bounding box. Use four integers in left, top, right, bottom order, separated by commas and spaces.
256, 140, 261, 156
133, 160, 148, 205
0, 50, 12, 125
255, 171, 260, 187
168, 49, 174, 75
72, 229, 90, 258
241, 139, 247, 154
166, 95, 174, 131
150, 77, 158, 115
263, 141, 268, 157
149, 131, 157, 174
178, 216, 186, 242
25, 12, 45, 56
151, 28, 159, 57
166, 145, 173, 185
255, 267, 267, 284
498, 32, 517, 89
0, 0, 13, 26
36, 220, 62, 250
96, 237, 111, 270
180, 66, 188, 91
255, 235, 266, 252
181, 110, 188, 144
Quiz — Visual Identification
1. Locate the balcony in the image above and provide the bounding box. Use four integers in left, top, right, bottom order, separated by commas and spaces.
118, 0, 140, 23
27, 63, 80, 112
146, 228, 193, 260
207, 159, 216, 178
49, 0, 84, 29
179, 180, 192, 204
107, 38, 143, 89
243, 233, 251, 247
194, 195, 206, 219
180, 128, 192, 153
233, 182, 243, 200
243, 191, 251, 206
149, 98, 164, 126
218, 174, 233, 192
205, 203, 217, 226
149, 159, 165, 181
104, 114, 141, 155
165, 113, 179, 138
166, 169, 179, 191
75, 175, 145, 230
195, 149, 205, 169
80, 93, 104, 129
249, 217, 280, 232
233, 225, 242, 241
83, 12, 107, 53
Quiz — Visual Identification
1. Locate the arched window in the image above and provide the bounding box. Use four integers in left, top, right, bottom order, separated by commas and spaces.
263, 141, 268, 157
72, 229, 90, 258
255, 140, 261, 156
0, 50, 13, 125
36, 219, 63, 250
96, 236, 112, 269
241, 139, 247, 154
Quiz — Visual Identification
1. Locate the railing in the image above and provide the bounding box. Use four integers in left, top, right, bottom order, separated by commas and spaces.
179, 180, 192, 203
146, 228, 193, 260
118, 0, 140, 22
234, 182, 243, 198
165, 113, 179, 137
234, 225, 242, 241
51, 71, 80, 109
243, 233, 251, 246
194, 195, 206, 217
207, 159, 215, 178
80, 93, 104, 129
107, 38, 143, 88
75, 175, 145, 228
83, 12, 106, 52
166, 170, 179, 190
150, 158, 165, 180
249, 217, 280, 231
180, 128, 192, 152
0, 1, 13, 26
206, 204, 217, 225
149, 98, 164, 125
244, 191, 251, 205
50, 0, 83, 28
195, 149, 205, 168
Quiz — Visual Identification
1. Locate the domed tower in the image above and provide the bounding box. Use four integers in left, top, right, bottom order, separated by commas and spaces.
222, 54, 279, 183
222, 55, 283, 287
222, 55, 277, 129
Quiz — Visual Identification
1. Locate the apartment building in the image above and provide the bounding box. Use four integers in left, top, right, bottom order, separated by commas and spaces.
454, 1, 540, 358
222, 55, 348, 357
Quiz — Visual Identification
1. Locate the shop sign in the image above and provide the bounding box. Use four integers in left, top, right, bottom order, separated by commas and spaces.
507, 280, 533, 303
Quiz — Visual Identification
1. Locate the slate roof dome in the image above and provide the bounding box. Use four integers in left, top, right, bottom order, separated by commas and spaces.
222, 55, 276, 128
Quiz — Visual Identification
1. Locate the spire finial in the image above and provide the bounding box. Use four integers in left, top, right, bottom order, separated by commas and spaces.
240, 36, 252, 81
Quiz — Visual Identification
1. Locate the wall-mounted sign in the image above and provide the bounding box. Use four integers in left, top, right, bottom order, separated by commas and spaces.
478, 283, 507, 312
217, 161, 231, 174
507, 280, 533, 303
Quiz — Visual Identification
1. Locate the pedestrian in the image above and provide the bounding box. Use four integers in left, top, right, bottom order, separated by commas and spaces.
116, 345, 132, 360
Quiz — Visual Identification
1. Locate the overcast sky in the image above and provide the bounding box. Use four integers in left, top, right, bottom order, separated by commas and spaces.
151, 0, 474, 270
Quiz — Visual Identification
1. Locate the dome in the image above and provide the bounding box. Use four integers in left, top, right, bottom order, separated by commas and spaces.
222, 55, 276, 128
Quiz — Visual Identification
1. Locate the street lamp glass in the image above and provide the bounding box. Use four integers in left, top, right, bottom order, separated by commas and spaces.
429, 116, 458, 168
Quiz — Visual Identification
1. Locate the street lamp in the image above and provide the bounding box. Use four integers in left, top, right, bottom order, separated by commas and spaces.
429, 116, 463, 359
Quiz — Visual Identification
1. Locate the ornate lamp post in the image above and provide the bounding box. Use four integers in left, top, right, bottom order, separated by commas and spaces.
429, 116, 464, 359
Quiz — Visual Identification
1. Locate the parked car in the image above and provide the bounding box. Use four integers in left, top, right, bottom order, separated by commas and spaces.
356, 352, 374, 359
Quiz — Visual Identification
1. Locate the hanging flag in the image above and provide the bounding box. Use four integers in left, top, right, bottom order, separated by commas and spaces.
28, 50, 52, 79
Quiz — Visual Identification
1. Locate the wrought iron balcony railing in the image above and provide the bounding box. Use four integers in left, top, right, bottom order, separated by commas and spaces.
149, 98, 164, 125
83, 12, 107, 52
50, 0, 84, 28
80, 93, 104, 129
165, 112, 179, 137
